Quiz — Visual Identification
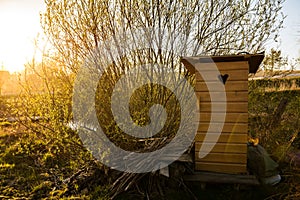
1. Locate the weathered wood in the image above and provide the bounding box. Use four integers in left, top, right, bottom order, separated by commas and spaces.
195, 153, 247, 164
185, 56, 255, 174
197, 91, 248, 102
194, 162, 247, 174
159, 153, 193, 163
182, 60, 248, 74
195, 70, 248, 81
269, 98, 289, 129
186, 61, 249, 71
197, 122, 248, 133
199, 112, 248, 123
196, 81, 248, 92
183, 171, 260, 185
195, 143, 247, 154
181, 53, 264, 73
199, 102, 248, 113
195, 133, 247, 143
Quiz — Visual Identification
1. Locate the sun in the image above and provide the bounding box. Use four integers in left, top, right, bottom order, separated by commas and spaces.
0, 0, 45, 73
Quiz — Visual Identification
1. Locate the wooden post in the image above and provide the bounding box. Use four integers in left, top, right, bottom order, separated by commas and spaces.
0, 71, 9, 95
268, 98, 289, 129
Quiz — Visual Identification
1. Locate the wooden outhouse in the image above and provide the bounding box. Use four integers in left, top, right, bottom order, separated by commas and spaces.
181, 54, 264, 174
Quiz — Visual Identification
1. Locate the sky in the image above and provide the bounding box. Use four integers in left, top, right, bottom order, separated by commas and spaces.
266, 0, 300, 64
0, 0, 45, 73
0, 0, 299, 73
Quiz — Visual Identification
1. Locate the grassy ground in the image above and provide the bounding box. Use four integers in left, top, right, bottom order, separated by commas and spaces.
0, 125, 110, 199
1, 88, 300, 199
0, 124, 296, 200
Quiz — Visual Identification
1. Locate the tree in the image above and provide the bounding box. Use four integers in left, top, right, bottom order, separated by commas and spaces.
262, 48, 288, 73
41, 0, 285, 71
39, 0, 287, 197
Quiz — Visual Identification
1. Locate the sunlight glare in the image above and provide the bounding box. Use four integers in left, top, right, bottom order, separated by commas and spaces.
0, 0, 45, 73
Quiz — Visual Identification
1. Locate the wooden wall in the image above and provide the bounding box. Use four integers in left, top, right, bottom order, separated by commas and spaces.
194, 61, 249, 174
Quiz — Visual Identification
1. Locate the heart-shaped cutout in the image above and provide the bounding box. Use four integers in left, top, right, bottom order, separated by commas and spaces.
218, 74, 229, 85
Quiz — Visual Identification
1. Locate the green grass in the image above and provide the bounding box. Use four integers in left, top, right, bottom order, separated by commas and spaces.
1, 85, 300, 199
0, 126, 109, 199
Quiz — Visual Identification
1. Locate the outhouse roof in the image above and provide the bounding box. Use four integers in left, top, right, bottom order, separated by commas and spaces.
181, 53, 264, 74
